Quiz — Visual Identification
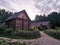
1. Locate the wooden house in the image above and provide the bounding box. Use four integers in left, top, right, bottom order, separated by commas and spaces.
5, 10, 31, 30
31, 21, 51, 29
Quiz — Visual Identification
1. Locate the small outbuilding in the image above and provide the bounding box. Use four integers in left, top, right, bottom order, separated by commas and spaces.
31, 21, 51, 29
5, 10, 31, 30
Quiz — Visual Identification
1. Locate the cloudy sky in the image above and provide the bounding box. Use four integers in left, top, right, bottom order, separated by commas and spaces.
0, 0, 60, 20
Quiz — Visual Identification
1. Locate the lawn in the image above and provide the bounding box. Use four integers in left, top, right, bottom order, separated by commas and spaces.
55, 26, 60, 30
0, 30, 41, 39
45, 29, 60, 40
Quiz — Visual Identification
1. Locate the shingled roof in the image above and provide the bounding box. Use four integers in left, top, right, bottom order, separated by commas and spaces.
31, 21, 50, 26
6, 10, 31, 21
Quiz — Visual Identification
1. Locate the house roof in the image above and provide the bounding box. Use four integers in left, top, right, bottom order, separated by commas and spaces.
6, 10, 31, 21
31, 21, 50, 26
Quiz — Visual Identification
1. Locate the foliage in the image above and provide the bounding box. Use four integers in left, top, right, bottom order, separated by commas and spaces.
30, 26, 37, 30
0, 24, 13, 35
0, 24, 40, 39
35, 15, 47, 22
0, 39, 26, 45
55, 26, 60, 30
45, 29, 60, 40
0, 23, 7, 34
12, 30, 41, 39
35, 12, 60, 27
0, 30, 40, 39
0, 9, 13, 24
5, 28, 13, 35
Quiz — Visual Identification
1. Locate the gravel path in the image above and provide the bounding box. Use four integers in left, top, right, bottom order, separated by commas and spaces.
38, 31, 60, 45
0, 31, 60, 45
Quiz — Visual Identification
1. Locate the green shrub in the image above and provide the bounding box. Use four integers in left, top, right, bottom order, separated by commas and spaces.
13, 30, 40, 39
0, 24, 13, 35
0, 24, 40, 39
45, 29, 60, 40
0, 24, 7, 34
5, 28, 13, 35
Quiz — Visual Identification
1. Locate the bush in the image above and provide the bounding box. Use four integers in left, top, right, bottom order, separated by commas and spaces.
0, 24, 41, 39
13, 30, 40, 39
0, 24, 13, 35
5, 28, 13, 35
45, 29, 60, 40
0, 24, 7, 34
30, 26, 38, 30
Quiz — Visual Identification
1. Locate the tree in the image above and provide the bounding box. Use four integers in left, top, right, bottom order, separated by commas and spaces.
35, 12, 60, 27
0, 9, 13, 24
35, 14, 47, 22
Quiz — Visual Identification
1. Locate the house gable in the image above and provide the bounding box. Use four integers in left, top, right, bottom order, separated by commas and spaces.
6, 10, 31, 21
16, 11, 29, 20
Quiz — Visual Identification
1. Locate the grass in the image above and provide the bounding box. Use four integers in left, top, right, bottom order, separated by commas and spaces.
0, 34, 40, 39
0, 24, 41, 39
55, 26, 60, 30
45, 29, 60, 40
0, 34, 23, 39
0, 30, 41, 39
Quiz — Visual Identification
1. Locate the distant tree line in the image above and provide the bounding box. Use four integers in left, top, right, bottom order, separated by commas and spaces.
35, 12, 60, 27
0, 9, 60, 27
0, 9, 13, 24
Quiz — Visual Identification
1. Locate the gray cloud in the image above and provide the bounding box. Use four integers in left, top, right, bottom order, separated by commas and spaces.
0, 0, 16, 11
0, 0, 38, 20
34, 0, 60, 15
